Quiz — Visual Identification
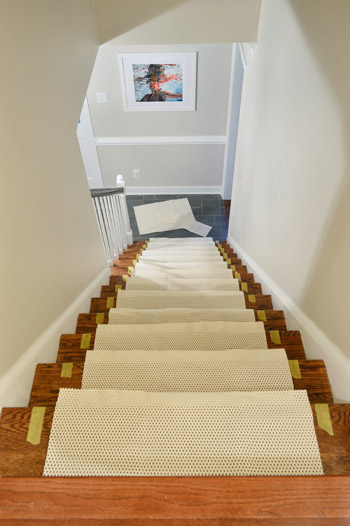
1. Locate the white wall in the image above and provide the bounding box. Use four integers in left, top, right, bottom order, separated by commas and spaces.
228, 0, 350, 401
0, 1, 107, 404
94, 0, 262, 45
87, 43, 232, 191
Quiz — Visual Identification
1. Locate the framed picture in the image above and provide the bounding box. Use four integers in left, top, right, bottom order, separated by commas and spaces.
118, 52, 197, 112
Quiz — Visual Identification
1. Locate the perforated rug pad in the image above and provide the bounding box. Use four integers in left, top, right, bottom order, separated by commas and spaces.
94, 321, 267, 351
148, 237, 214, 244
145, 245, 220, 253
108, 307, 255, 324
139, 254, 222, 263
134, 260, 228, 270
82, 349, 294, 392
43, 389, 323, 476
116, 290, 246, 309
131, 268, 234, 280
125, 277, 239, 291
140, 250, 222, 259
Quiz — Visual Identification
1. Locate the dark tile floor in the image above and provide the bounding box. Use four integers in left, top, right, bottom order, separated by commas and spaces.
126, 194, 228, 241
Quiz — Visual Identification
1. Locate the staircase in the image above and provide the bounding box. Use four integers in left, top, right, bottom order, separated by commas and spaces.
0, 239, 349, 522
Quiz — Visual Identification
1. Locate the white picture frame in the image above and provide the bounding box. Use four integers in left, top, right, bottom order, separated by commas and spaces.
118, 52, 197, 112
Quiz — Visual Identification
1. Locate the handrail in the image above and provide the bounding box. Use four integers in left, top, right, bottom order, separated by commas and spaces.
90, 187, 124, 198
91, 176, 133, 265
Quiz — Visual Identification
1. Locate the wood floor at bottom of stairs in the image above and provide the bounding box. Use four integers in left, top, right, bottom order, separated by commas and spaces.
0, 404, 349, 477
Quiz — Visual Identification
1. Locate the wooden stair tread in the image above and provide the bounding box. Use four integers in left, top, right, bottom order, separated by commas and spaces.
29, 364, 83, 406
90, 294, 274, 313
313, 404, 350, 475
76, 309, 287, 333
0, 407, 54, 477
28, 360, 332, 407
1, 477, 350, 524
245, 294, 273, 309
58, 330, 304, 351
1, 404, 348, 477
100, 283, 262, 296
56, 331, 305, 362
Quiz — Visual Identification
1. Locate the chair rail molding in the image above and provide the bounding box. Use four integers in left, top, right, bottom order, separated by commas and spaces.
96, 136, 226, 147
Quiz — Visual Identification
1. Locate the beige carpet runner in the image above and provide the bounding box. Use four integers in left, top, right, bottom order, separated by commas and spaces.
108, 307, 256, 324
44, 236, 324, 477
82, 349, 294, 391
43, 389, 323, 476
93, 321, 267, 351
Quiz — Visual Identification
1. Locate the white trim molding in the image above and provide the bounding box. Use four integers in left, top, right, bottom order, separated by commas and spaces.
228, 234, 350, 403
126, 186, 222, 195
96, 136, 226, 147
0, 268, 110, 410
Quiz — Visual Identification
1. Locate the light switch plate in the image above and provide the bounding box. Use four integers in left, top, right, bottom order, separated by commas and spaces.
96, 92, 108, 103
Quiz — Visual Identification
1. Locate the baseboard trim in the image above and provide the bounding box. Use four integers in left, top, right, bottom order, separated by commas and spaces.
0, 268, 110, 410
228, 235, 350, 403
96, 136, 226, 147
127, 186, 222, 195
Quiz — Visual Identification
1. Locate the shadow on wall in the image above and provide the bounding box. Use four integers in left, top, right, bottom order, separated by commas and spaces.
289, 0, 350, 352
95, 0, 190, 44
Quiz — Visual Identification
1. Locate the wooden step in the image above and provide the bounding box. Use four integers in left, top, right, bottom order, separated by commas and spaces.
109, 275, 127, 286
90, 297, 116, 312
29, 363, 83, 406
76, 309, 286, 334
56, 330, 305, 363
254, 310, 287, 330
1, 477, 349, 524
245, 294, 273, 310
313, 404, 350, 475
90, 294, 274, 313
0, 407, 54, 477
1, 404, 348, 477
101, 284, 126, 296
27, 360, 332, 407
109, 274, 263, 295
100, 282, 263, 297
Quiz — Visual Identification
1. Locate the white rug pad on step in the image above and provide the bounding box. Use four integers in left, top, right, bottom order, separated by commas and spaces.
108, 307, 256, 324
43, 389, 323, 476
139, 253, 222, 261
93, 321, 267, 351
125, 277, 239, 291
145, 245, 220, 252
134, 199, 211, 237
82, 349, 294, 392
134, 260, 228, 270
148, 237, 214, 244
116, 290, 246, 309
131, 268, 234, 280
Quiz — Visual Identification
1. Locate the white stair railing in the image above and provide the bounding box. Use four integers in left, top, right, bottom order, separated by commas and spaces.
91, 175, 133, 266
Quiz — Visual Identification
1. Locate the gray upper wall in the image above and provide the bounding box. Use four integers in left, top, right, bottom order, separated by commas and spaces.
87, 43, 233, 137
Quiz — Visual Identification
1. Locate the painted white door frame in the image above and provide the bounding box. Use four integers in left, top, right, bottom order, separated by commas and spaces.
221, 44, 245, 200
77, 98, 104, 189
